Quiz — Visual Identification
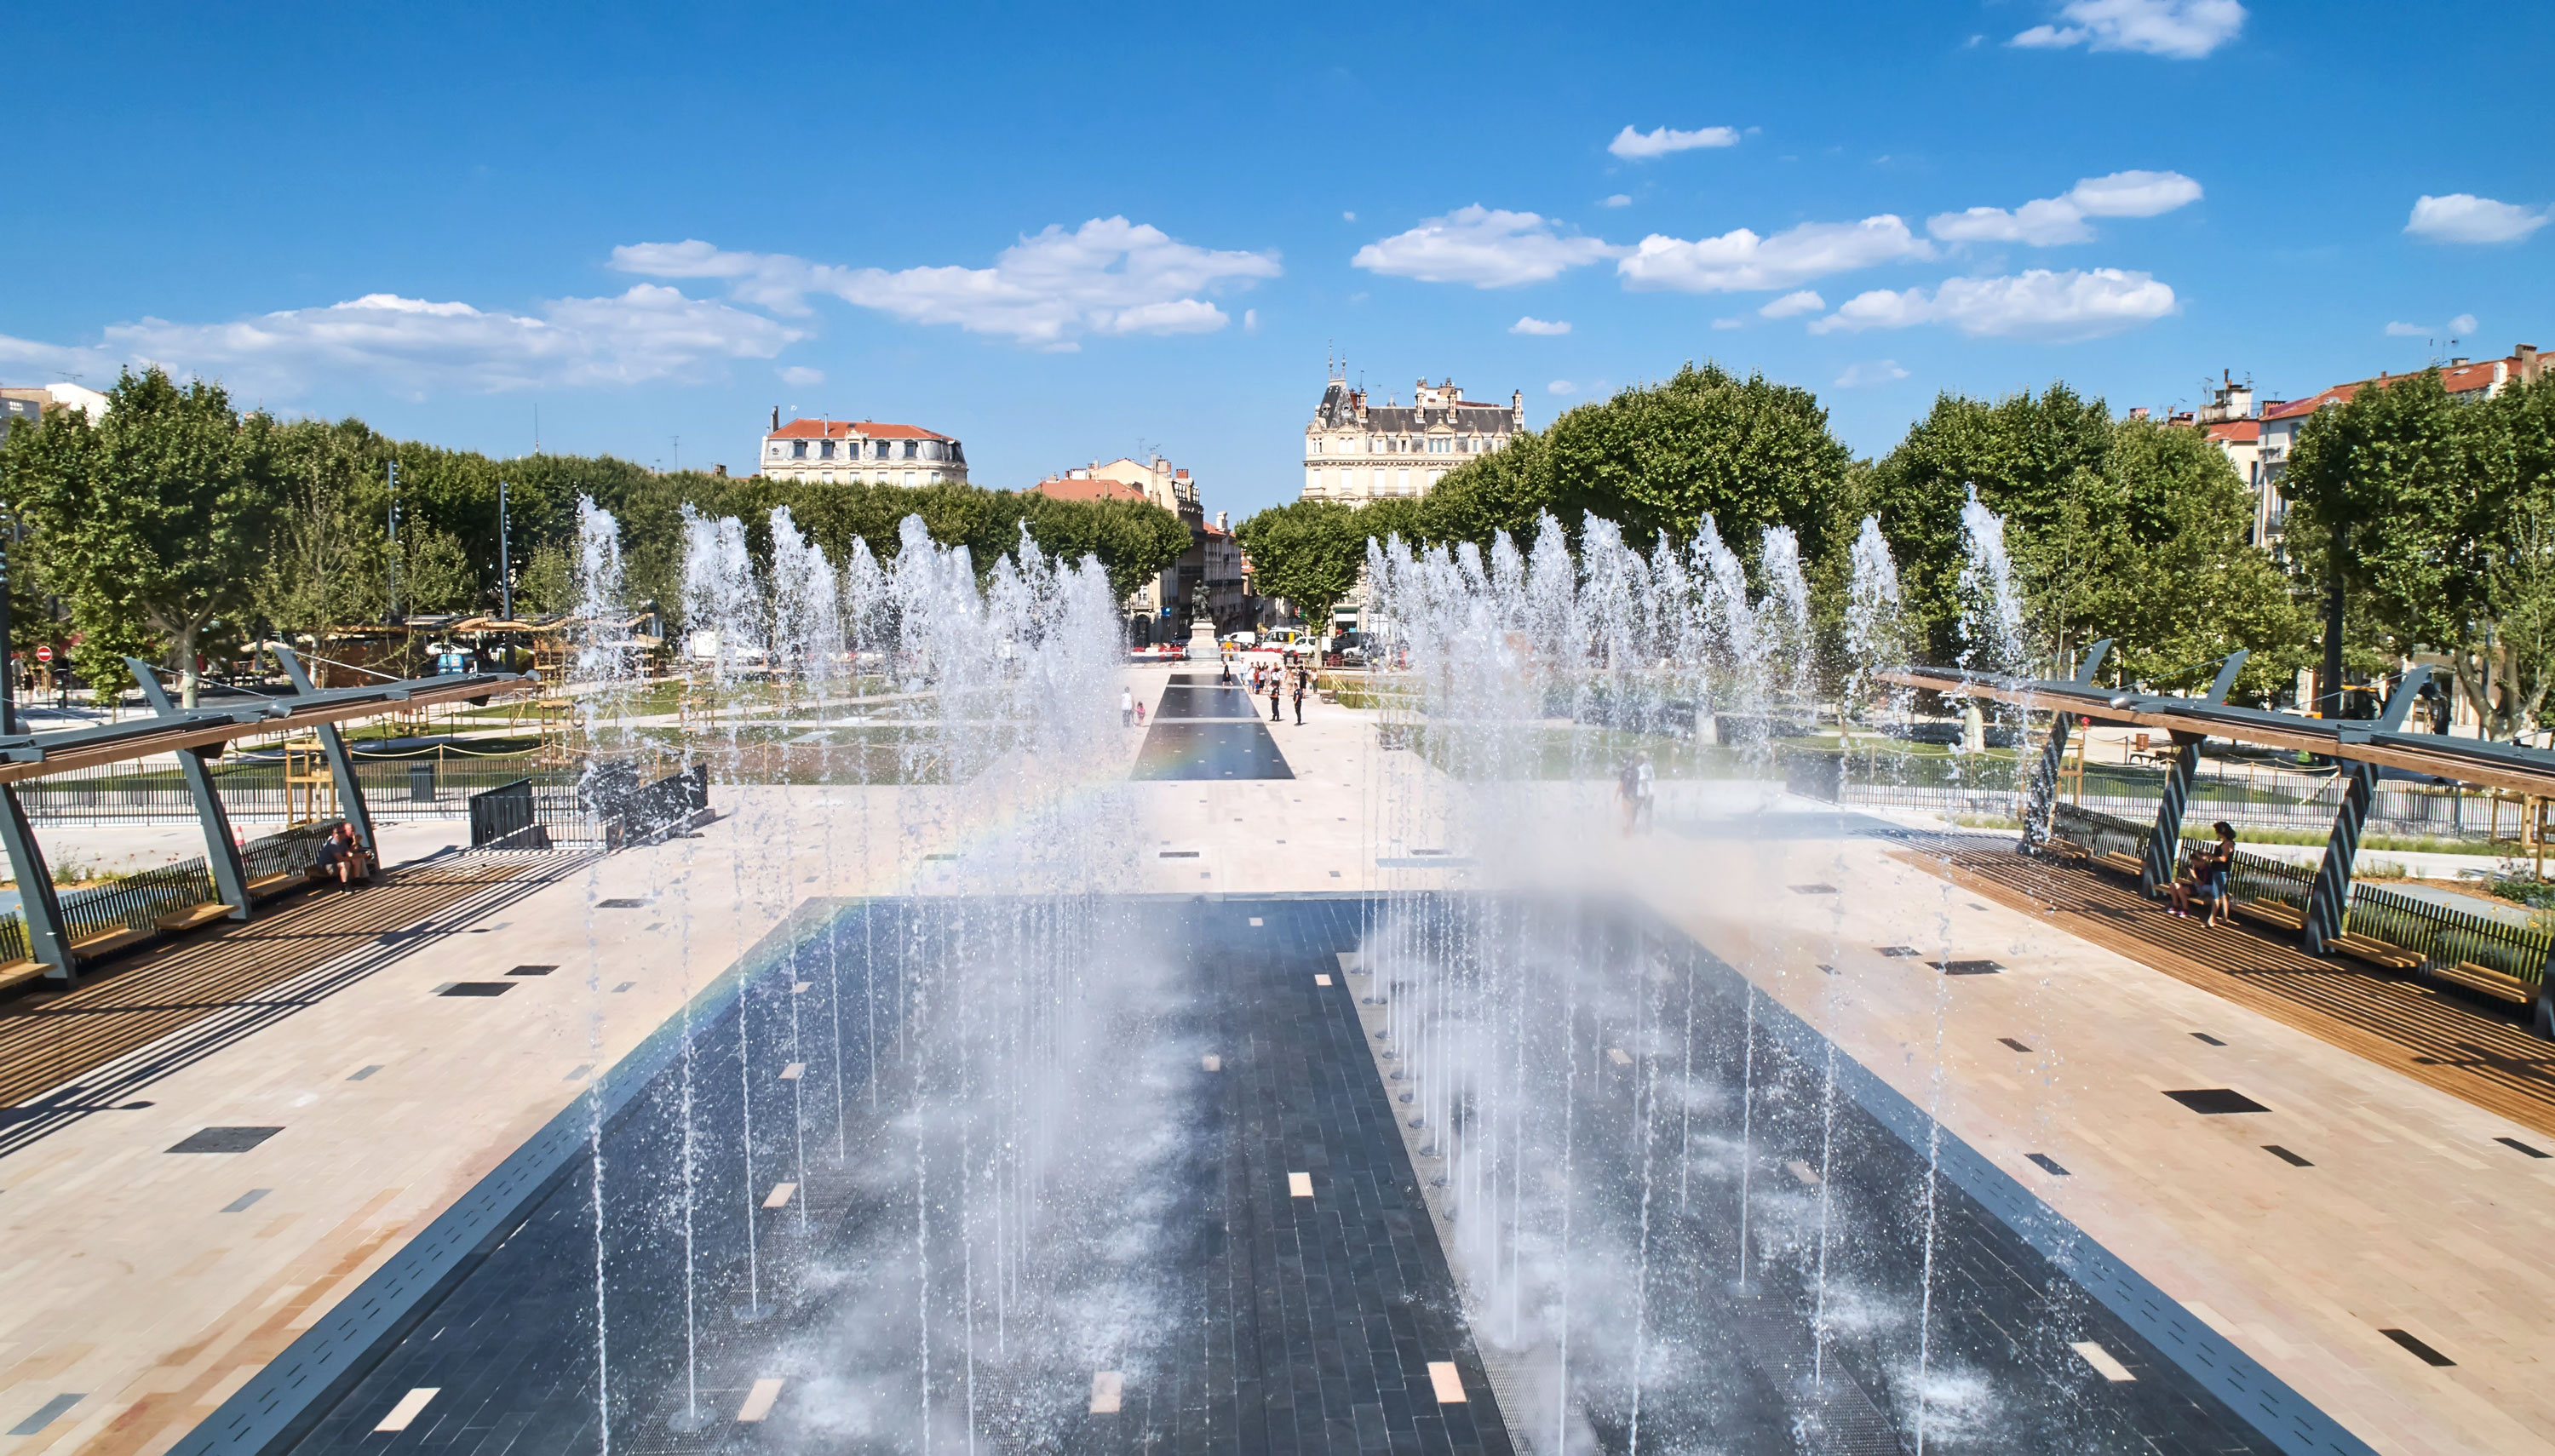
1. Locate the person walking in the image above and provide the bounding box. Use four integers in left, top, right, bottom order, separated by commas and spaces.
1268, 667, 1283, 721
1292, 668, 1306, 725
1633, 751, 1656, 834
1121, 686, 1134, 727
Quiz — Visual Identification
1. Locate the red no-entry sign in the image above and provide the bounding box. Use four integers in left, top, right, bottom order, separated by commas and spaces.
34, 645, 52, 662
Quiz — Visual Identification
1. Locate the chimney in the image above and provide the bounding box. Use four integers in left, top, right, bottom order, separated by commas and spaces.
1216, 511, 1229, 530
2129, 406, 2151, 421
2520, 344, 2541, 384
713, 464, 727, 478
771, 405, 780, 433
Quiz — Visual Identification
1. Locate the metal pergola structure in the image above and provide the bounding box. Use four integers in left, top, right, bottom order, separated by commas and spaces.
1878, 645, 2555, 965
1, 647, 525, 983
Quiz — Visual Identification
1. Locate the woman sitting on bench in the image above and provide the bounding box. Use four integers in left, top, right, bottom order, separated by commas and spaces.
313, 824, 371, 891
2167, 822, 2237, 926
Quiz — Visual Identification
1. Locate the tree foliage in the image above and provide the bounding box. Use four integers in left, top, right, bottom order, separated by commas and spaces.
2286, 369, 2555, 735
3, 369, 284, 702
1864, 385, 2308, 702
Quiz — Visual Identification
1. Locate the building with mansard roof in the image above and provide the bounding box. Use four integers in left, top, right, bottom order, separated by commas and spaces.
1300, 374, 1524, 503
758, 412, 967, 485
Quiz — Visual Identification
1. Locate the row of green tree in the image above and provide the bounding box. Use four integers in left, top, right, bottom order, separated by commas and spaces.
0, 369, 1191, 699
1237, 361, 2555, 731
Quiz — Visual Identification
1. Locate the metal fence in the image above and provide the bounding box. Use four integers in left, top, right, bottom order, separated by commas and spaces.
3, 820, 346, 968
1830, 759, 2504, 844
2228, 850, 2317, 910
14, 756, 566, 826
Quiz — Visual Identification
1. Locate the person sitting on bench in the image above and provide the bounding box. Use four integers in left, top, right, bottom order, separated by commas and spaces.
313, 824, 371, 891
2167, 822, 2236, 926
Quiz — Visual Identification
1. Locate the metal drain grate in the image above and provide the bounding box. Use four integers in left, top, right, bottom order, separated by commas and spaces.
1931, 960, 2002, 975
595, 898, 646, 909
168, 1126, 282, 1154
2163, 1087, 2268, 1115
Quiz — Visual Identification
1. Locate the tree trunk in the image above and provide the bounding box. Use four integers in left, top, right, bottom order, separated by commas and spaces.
175, 622, 198, 710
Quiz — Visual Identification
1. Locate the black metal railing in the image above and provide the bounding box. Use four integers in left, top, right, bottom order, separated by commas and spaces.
588, 763, 709, 847
2228, 851, 2316, 910
13, 758, 573, 825
469, 779, 538, 846
59, 857, 220, 944
2346, 883, 2551, 985
242, 821, 346, 883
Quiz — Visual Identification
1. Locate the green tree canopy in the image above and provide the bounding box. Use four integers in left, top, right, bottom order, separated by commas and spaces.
3, 368, 284, 702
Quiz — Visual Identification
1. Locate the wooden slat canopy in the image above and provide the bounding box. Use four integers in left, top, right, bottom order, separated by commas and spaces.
0, 672, 529, 785
1876, 664, 2555, 799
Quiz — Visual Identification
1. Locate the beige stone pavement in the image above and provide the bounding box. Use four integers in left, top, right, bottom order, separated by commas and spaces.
0, 660, 2545, 1453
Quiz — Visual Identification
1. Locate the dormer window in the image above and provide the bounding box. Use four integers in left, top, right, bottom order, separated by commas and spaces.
792, 440, 808, 459
819, 440, 835, 459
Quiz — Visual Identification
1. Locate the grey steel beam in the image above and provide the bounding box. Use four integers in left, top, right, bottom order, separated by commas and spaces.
2304, 668, 2431, 955
2019, 638, 2110, 851
2139, 651, 2248, 897
0, 782, 70, 979
127, 658, 254, 920
273, 647, 378, 857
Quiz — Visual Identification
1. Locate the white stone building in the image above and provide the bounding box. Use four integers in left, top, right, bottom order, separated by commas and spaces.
1300, 375, 1524, 502
759, 414, 967, 485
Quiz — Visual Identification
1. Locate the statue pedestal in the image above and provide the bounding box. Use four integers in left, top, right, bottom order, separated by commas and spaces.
1187, 620, 1222, 674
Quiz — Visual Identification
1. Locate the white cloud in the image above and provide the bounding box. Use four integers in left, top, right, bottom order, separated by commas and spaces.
2384, 312, 2481, 338
1929, 169, 2202, 245
778, 364, 824, 386
1352, 206, 1619, 289
1835, 359, 1909, 387
1759, 290, 1827, 318
1602, 194, 1633, 208
1547, 380, 1577, 395
1711, 318, 1745, 330
1609, 124, 1741, 160
1244, 308, 1260, 332
1511, 317, 1572, 335
2404, 193, 2548, 244
1809, 267, 2177, 340
2011, 0, 2245, 57
1616, 215, 1931, 293
614, 218, 1281, 350
0, 286, 803, 399
2070, 169, 2206, 216
1342, 211, 1357, 221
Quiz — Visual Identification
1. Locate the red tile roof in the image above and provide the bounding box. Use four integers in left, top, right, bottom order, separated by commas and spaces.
769, 417, 952, 441
2205, 420, 2260, 443
2264, 354, 2527, 422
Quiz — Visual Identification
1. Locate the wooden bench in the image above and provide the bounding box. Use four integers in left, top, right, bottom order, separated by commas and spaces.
68, 926, 152, 960
152, 902, 237, 934
247, 867, 324, 902
2431, 960, 2535, 1006
2036, 836, 2092, 864
2236, 897, 2307, 931
2328, 931, 2424, 972
0, 957, 55, 993
2093, 850, 2145, 880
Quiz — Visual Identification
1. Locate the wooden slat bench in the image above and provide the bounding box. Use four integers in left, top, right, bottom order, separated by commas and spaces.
68, 926, 152, 961
152, 902, 236, 934
2093, 850, 2145, 880
247, 867, 324, 902
2432, 960, 2536, 1006
2328, 931, 2424, 972
2037, 836, 2092, 864
0, 958, 53, 994
2236, 897, 2307, 931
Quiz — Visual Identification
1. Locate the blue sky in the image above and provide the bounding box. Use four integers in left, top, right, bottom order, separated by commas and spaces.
3, 1, 2548, 519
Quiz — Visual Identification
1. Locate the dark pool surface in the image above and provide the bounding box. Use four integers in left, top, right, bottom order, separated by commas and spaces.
236, 895, 2344, 1456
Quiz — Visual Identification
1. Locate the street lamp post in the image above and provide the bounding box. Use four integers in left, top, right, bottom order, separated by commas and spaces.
498, 480, 513, 622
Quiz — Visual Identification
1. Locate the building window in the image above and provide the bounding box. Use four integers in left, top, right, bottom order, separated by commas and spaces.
904, 471, 917, 486
904, 440, 919, 459
1396, 468, 1410, 492
791, 441, 808, 458
819, 440, 835, 459
768, 444, 782, 458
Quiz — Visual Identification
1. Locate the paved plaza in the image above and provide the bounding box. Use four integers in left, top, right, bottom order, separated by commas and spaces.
0, 663, 2548, 1453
